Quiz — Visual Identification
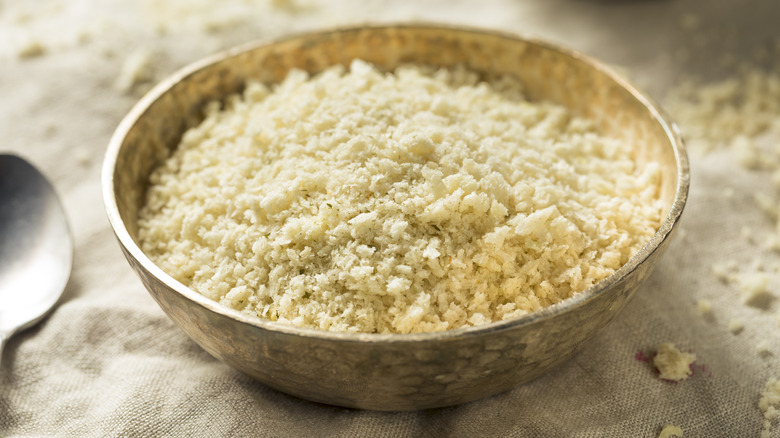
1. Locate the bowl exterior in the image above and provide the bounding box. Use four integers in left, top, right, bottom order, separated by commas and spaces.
118, 237, 667, 410
105, 24, 687, 410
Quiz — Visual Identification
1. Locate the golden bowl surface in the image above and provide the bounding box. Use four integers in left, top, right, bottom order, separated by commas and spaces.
103, 24, 688, 410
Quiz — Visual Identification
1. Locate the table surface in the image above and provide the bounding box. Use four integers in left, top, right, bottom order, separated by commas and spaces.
1, 0, 778, 436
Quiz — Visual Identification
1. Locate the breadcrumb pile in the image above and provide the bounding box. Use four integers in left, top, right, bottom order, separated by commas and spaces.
138, 59, 662, 334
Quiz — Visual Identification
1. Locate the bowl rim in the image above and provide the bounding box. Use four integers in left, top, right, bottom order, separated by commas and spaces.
102, 22, 690, 344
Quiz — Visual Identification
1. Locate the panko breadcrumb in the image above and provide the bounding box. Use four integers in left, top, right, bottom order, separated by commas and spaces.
760, 378, 780, 438
653, 343, 696, 382
138, 59, 663, 334
658, 424, 683, 438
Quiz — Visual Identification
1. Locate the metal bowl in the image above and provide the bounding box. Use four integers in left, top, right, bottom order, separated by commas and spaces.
102, 24, 688, 411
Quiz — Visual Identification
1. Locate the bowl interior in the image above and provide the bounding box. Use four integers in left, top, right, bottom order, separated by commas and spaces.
109, 25, 684, 251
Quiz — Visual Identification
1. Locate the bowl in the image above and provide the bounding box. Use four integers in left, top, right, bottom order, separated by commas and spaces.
102, 24, 689, 411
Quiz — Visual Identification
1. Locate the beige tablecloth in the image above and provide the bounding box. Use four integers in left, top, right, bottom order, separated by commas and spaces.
1, 0, 778, 436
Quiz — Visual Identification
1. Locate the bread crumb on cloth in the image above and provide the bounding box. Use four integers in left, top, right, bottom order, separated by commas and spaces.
666, 69, 780, 156
657, 424, 683, 438
756, 340, 772, 357
696, 298, 713, 316
760, 378, 780, 438
728, 318, 745, 334
17, 39, 46, 59
138, 59, 663, 334
732, 271, 774, 309
115, 48, 154, 94
653, 343, 696, 382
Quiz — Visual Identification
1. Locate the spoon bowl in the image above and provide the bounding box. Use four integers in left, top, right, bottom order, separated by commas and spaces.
0, 154, 72, 363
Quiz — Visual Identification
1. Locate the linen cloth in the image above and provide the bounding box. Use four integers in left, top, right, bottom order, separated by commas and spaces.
1, 0, 778, 436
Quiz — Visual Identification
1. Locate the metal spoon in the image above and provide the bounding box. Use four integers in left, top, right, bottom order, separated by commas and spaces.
0, 154, 72, 364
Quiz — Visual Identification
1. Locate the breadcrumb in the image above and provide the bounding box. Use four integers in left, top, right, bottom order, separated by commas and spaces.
728, 318, 744, 334
653, 343, 696, 382
17, 39, 46, 59
732, 271, 774, 309
760, 378, 780, 438
756, 340, 772, 356
138, 60, 663, 334
115, 49, 153, 94
658, 424, 683, 438
696, 299, 712, 316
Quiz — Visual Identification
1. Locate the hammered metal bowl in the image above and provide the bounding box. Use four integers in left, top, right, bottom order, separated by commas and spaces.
102, 24, 689, 410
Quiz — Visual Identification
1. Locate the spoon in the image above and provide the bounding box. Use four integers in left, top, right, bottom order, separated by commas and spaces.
0, 154, 72, 365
